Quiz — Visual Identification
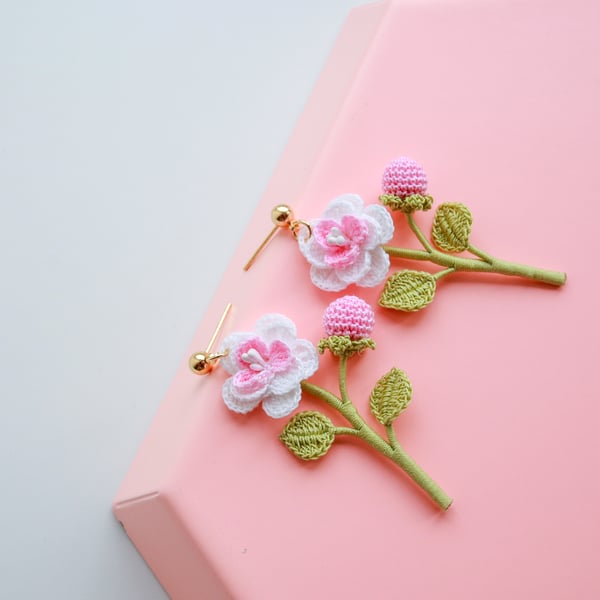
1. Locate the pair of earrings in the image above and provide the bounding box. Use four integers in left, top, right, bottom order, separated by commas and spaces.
188, 156, 567, 511
189, 297, 452, 510
245, 157, 566, 311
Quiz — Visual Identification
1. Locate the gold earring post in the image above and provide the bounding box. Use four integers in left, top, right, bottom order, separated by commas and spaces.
243, 205, 296, 271
243, 223, 279, 271
189, 302, 232, 375
206, 302, 232, 354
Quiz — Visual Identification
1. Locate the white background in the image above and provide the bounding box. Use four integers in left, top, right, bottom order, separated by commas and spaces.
0, 1, 366, 598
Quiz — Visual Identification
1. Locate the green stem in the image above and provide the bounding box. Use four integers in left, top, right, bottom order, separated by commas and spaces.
381, 246, 431, 261
300, 380, 452, 510
383, 242, 566, 286
406, 213, 434, 252
433, 267, 455, 281
334, 427, 361, 437
467, 244, 494, 264
339, 355, 350, 403
385, 424, 399, 449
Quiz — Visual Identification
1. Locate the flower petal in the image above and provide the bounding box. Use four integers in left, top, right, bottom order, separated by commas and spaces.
293, 339, 319, 379
340, 215, 368, 245
361, 214, 384, 250
262, 387, 302, 419
222, 378, 263, 414
254, 314, 297, 345
236, 337, 269, 367
322, 194, 364, 220
268, 340, 293, 374
232, 368, 272, 398
336, 249, 371, 285
268, 339, 318, 394
310, 265, 348, 292
268, 362, 301, 395
312, 219, 342, 250
219, 332, 254, 374
364, 204, 394, 244
324, 243, 360, 269
298, 233, 328, 268
357, 247, 390, 288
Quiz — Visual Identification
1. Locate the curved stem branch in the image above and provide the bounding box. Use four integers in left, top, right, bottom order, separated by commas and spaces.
384, 240, 566, 286
467, 244, 494, 264
334, 427, 361, 437
382, 246, 431, 261
406, 213, 434, 252
385, 424, 399, 450
339, 355, 350, 404
300, 380, 452, 510
301, 381, 344, 412
433, 267, 455, 281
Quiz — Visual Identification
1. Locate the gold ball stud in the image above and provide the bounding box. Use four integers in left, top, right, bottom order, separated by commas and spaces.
271, 205, 294, 228
189, 351, 214, 375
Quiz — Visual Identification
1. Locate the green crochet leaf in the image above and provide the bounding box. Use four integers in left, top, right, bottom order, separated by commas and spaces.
280, 411, 336, 461
431, 203, 473, 252
370, 368, 413, 426
379, 270, 436, 312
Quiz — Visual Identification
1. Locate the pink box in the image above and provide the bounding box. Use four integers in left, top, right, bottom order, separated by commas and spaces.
114, 0, 600, 598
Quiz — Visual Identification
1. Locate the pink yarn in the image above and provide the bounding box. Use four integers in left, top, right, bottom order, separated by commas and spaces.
323, 296, 375, 340
381, 156, 428, 197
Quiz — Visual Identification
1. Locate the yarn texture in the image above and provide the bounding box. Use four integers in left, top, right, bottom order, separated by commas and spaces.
379, 271, 437, 312
281, 297, 452, 510
220, 298, 452, 509
379, 156, 567, 310
431, 203, 473, 252
381, 156, 428, 196
298, 194, 393, 292
370, 368, 412, 426
322, 295, 374, 340
317, 335, 375, 358
220, 314, 318, 418
280, 411, 335, 460
380, 193, 433, 213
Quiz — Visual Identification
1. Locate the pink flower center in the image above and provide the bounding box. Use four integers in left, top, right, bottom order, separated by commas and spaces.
232, 338, 294, 395
314, 215, 369, 269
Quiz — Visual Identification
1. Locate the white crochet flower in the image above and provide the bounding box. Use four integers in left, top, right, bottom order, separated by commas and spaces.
298, 194, 394, 292
219, 314, 319, 419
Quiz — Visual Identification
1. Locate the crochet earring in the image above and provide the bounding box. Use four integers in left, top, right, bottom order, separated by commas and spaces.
217, 296, 452, 510
244, 157, 566, 310
377, 156, 567, 311
245, 195, 395, 292
189, 303, 233, 375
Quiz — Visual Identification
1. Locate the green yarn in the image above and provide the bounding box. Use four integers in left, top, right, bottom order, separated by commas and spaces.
379, 193, 433, 213
379, 270, 436, 312
280, 411, 336, 460
431, 203, 473, 252
318, 336, 375, 357
298, 379, 452, 510
380, 202, 566, 311
370, 368, 412, 426
280, 350, 452, 510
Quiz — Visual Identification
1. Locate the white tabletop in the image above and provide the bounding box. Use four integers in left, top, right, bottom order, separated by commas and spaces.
0, 1, 366, 597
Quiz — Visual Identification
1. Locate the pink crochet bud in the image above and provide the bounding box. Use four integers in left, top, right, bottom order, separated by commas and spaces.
381, 156, 428, 197
323, 296, 375, 340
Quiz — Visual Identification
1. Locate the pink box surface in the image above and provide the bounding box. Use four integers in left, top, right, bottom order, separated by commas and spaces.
114, 1, 600, 598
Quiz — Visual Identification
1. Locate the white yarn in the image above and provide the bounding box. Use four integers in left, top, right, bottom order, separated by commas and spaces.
220, 314, 319, 419
298, 194, 394, 292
